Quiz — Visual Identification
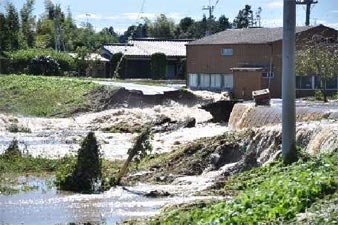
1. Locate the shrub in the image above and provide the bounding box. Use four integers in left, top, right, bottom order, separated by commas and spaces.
151, 52, 167, 80
56, 132, 102, 193
314, 89, 324, 101
28, 56, 61, 76
2, 138, 21, 159
4, 49, 75, 74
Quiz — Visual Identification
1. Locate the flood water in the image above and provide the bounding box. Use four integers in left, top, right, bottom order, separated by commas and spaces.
0, 176, 223, 225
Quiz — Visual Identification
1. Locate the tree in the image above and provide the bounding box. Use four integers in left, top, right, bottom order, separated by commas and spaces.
20, 0, 36, 48
233, 5, 253, 28
218, 15, 231, 30
5, 3, 20, 50
75, 46, 90, 76
151, 52, 167, 79
147, 14, 176, 39
57, 132, 102, 193
0, 12, 9, 51
296, 36, 338, 102
119, 23, 148, 43
188, 15, 208, 38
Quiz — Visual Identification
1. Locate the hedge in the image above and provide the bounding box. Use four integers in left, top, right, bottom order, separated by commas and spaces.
3, 49, 76, 74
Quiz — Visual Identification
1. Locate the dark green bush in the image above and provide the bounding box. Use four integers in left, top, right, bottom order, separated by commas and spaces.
28, 56, 61, 76
151, 52, 167, 80
56, 132, 102, 194
4, 49, 75, 74
2, 138, 21, 159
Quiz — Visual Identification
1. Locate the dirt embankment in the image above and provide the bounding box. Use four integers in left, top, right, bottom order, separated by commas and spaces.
87, 86, 211, 112
126, 130, 262, 185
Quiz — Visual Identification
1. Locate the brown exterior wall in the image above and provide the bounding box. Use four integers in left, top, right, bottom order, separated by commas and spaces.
233, 71, 263, 99
187, 42, 282, 99
186, 25, 337, 99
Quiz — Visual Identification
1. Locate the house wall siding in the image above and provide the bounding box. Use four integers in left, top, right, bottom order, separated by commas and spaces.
187, 43, 282, 99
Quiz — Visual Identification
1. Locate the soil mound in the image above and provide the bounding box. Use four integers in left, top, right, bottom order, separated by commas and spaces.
88, 86, 209, 111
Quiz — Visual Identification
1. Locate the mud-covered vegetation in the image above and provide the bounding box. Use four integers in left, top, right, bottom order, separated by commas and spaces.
148, 152, 338, 225
0, 74, 98, 117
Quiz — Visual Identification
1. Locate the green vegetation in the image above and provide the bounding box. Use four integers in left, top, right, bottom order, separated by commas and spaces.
115, 128, 153, 185
0, 74, 98, 117
0, 139, 70, 195
151, 53, 167, 80
150, 152, 338, 225
5, 49, 75, 72
56, 132, 102, 193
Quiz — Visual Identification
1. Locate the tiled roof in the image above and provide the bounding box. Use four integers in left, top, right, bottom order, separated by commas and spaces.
188, 26, 318, 45
103, 39, 191, 57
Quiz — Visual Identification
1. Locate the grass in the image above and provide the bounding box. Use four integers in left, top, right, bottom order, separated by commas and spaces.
0, 74, 99, 117
149, 152, 338, 225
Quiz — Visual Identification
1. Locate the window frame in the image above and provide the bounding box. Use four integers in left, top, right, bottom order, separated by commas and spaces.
221, 48, 234, 56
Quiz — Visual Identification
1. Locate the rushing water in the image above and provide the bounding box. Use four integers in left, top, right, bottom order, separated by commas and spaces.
1, 99, 338, 224
0, 176, 224, 225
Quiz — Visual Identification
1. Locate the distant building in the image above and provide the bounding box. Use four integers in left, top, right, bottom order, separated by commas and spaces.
101, 39, 191, 79
186, 25, 338, 99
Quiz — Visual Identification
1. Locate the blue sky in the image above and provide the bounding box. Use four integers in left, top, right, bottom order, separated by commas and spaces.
3, 0, 338, 33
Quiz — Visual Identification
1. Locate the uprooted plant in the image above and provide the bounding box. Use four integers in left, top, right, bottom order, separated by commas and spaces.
113, 127, 153, 185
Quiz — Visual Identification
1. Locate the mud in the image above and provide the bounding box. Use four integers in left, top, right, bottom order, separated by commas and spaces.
87, 86, 211, 112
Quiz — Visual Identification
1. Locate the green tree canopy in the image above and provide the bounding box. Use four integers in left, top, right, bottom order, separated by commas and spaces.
147, 14, 176, 39
233, 4, 253, 28
296, 37, 338, 102
5, 2, 20, 50
20, 0, 36, 48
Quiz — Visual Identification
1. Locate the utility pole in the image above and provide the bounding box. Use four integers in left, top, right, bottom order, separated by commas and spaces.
202, 0, 220, 19
282, 0, 297, 163
202, 0, 220, 35
296, 0, 318, 26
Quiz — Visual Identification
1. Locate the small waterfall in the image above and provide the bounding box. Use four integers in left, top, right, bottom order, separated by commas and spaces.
236, 122, 338, 164
229, 102, 338, 130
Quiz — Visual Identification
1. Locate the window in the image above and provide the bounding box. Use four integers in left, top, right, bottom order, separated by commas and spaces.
210, 74, 222, 88
325, 77, 338, 90
200, 74, 210, 88
188, 74, 199, 87
221, 48, 233, 56
262, 72, 274, 78
296, 76, 313, 89
223, 74, 233, 89
314, 76, 322, 89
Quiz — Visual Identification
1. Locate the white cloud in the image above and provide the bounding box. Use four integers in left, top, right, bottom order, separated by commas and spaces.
122, 12, 157, 20
76, 13, 103, 20
267, 0, 283, 9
